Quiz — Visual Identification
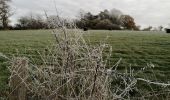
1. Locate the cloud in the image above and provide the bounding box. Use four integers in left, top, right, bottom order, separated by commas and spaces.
10, 0, 170, 27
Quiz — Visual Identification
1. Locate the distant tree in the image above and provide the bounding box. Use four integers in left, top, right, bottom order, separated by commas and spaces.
16, 14, 48, 30
0, 0, 12, 29
109, 8, 123, 25
76, 12, 97, 29
134, 25, 141, 31
17, 16, 30, 29
98, 9, 110, 20
74, 19, 85, 29
142, 26, 152, 31
76, 9, 86, 20
119, 15, 136, 30
46, 15, 71, 29
83, 12, 94, 28
95, 19, 121, 30
32, 14, 47, 29
75, 9, 86, 28
109, 8, 123, 18
95, 19, 112, 29
158, 26, 163, 31
75, 8, 138, 30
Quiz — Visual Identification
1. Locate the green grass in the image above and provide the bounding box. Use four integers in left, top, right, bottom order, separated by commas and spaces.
1, 30, 170, 95
0, 30, 54, 95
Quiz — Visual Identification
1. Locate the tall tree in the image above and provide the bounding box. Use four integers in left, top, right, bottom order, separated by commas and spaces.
0, 0, 11, 29
119, 15, 136, 30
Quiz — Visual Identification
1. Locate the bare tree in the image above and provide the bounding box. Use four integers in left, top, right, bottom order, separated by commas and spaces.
0, 0, 11, 29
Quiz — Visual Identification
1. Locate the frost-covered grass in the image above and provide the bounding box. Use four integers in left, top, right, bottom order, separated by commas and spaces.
1, 30, 169, 70
1, 30, 170, 99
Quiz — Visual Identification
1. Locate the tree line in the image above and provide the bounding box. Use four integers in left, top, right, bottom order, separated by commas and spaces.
75, 9, 140, 30
13, 15, 72, 30
0, 0, 140, 30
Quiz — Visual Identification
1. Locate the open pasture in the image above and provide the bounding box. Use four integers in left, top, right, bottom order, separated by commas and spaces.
0, 30, 170, 94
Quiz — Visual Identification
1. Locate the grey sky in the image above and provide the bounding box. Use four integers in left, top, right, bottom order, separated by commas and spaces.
10, 0, 170, 28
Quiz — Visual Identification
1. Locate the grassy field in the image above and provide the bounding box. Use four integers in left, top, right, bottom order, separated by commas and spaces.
1, 30, 170, 95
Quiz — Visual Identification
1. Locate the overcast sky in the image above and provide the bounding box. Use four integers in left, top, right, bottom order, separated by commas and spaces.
10, 0, 170, 28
